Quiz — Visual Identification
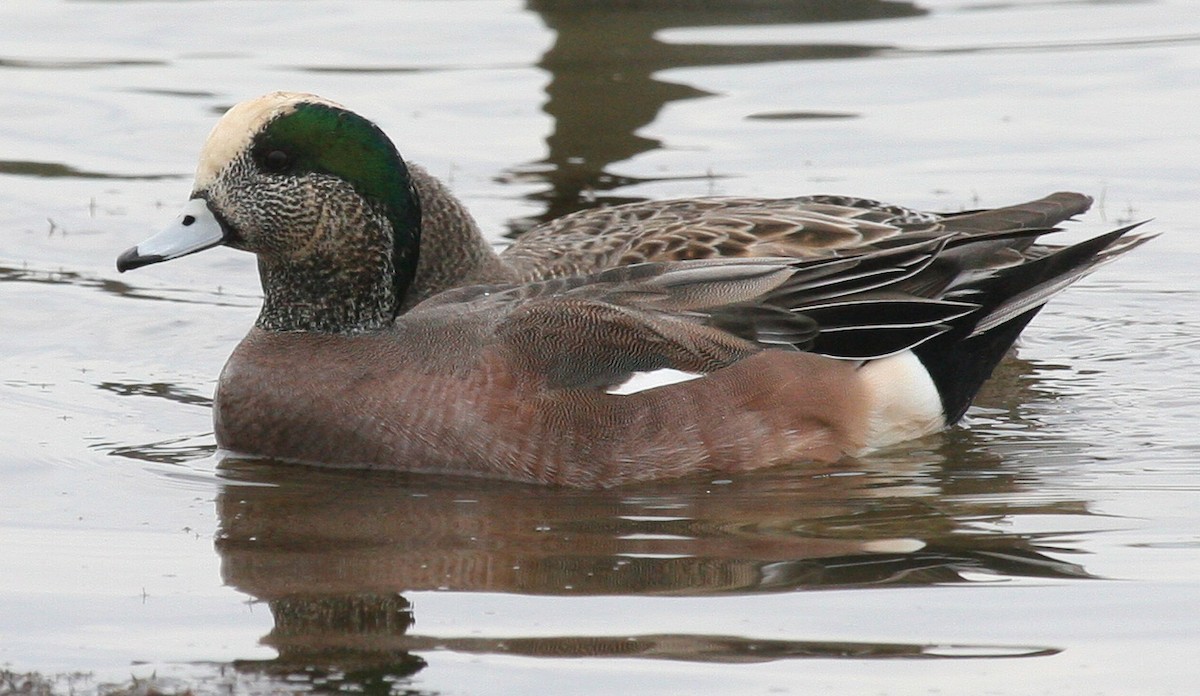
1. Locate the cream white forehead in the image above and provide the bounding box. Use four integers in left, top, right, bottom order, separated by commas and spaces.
192, 91, 346, 191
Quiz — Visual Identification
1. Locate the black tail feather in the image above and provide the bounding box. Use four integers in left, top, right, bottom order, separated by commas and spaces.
912, 222, 1152, 423
914, 309, 1041, 424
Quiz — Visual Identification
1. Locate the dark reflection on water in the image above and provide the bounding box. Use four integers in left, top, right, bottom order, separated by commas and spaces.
505, 0, 1200, 234
0, 264, 257, 307
0, 159, 181, 180
891, 30, 1200, 56
92, 384, 217, 464
216, 462, 1090, 593
746, 110, 859, 120
97, 380, 213, 407
214, 432, 1086, 684
232, 590, 1056, 692
0, 57, 164, 70
515, 1, 922, 230
102, 438, 215, 465
123, 87, 220, 99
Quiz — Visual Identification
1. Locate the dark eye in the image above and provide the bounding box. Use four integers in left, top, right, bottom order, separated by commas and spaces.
263, 149, 291, 173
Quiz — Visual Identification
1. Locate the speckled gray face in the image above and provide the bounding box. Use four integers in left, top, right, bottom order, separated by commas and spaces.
197, 144, 335, 259
118, 92, 424, 334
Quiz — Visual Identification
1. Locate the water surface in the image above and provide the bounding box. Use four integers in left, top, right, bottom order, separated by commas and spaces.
2, 1, 1199, 694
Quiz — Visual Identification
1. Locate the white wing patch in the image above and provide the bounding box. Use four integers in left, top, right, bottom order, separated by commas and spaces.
607, 368, 705, 395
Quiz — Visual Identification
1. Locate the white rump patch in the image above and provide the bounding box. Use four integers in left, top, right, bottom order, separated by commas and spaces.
607, 368, 704, 395
857, 350, 945, 450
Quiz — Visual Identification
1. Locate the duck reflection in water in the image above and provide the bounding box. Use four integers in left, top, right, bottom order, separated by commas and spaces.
217, 444, 1082, 685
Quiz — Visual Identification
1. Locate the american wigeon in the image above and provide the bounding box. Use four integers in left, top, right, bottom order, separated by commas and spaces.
117, 92, 1151, 487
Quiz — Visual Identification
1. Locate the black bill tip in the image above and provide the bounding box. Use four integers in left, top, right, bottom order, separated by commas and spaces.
116, 247, 164, 273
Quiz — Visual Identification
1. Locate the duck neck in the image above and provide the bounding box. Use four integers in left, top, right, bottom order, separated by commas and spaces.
255, 266, 397, 334
402, 163, 517, 309
255, 256, 400, 333
254, 213, 407, 334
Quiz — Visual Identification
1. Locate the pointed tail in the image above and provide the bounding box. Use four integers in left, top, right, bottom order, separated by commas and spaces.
913, 222, 1154, 423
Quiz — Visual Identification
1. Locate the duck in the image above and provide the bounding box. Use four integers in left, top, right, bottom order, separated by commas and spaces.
116, 91, 1151, 487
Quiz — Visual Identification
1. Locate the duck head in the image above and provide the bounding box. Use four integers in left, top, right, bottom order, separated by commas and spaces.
117, 92, 422, 333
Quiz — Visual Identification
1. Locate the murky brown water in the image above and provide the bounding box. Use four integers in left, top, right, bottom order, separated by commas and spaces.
2, 1, 1199, 694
